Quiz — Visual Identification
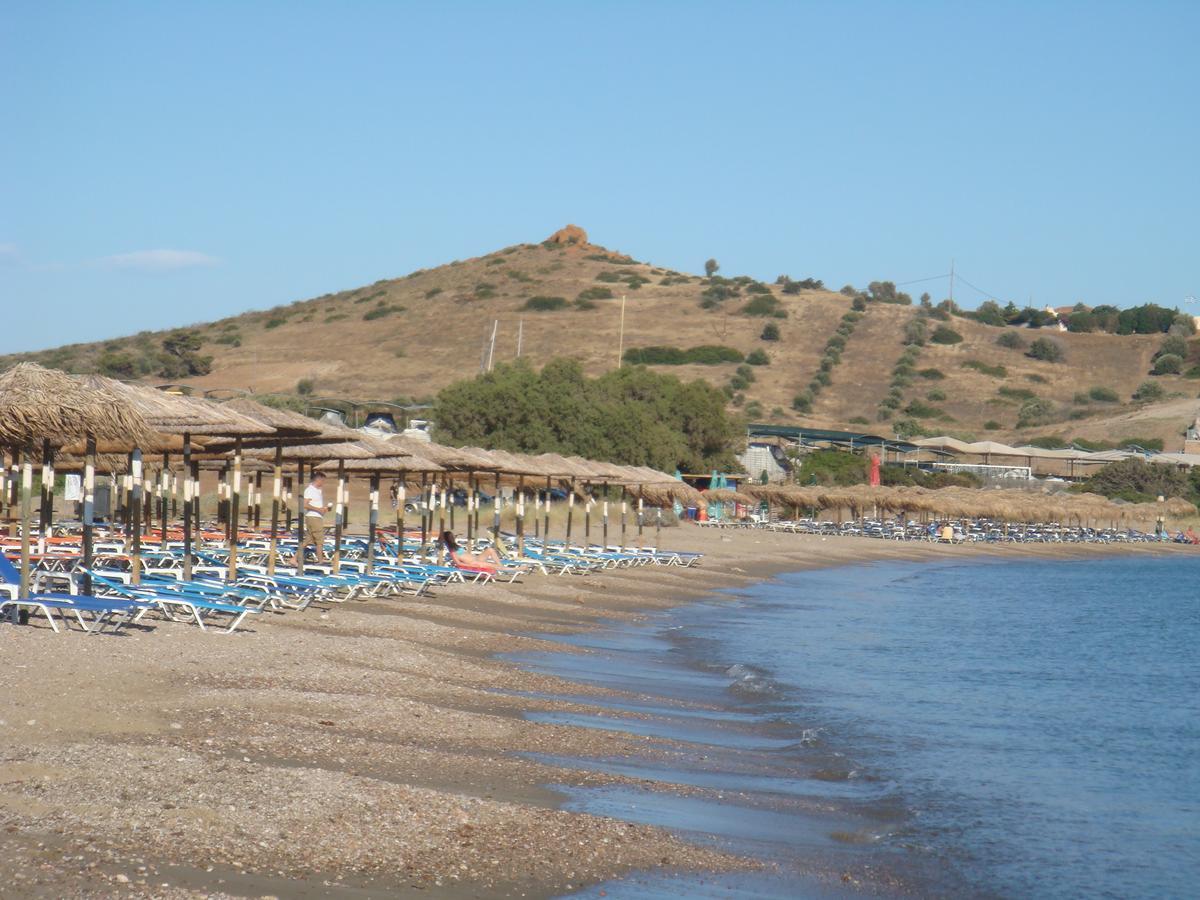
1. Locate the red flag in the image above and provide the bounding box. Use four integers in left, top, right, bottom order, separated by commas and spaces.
869, 455, 881, 487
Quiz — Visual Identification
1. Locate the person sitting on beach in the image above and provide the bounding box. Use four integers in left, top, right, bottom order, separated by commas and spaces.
294, 472, 333, 566
440, 530, 504, 569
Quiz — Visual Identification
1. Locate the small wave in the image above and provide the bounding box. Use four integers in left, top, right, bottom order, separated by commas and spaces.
724, 663, 780, 698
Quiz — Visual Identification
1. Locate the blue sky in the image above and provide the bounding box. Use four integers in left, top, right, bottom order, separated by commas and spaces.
2, 1, 1196, 353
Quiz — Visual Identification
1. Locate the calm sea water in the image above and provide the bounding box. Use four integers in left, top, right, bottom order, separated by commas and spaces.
514, 557, 1200, 899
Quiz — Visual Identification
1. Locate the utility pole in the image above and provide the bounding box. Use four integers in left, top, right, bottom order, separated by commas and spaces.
616, 294, 627, 369
949, 259, 955, 305
516, 318, 523, 358
487, 320, 498, 372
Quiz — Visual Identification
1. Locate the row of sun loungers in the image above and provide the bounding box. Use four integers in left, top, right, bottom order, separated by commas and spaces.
0, 526, 704, 636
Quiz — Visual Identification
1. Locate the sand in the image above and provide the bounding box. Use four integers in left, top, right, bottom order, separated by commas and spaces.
0, 528, 1189, 898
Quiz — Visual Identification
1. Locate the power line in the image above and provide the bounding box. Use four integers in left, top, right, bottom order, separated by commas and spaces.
895, 273, 950, 286
954, 273, 1005, 301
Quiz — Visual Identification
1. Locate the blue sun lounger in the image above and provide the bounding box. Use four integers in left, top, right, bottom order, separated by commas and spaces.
0, 554, 151, 633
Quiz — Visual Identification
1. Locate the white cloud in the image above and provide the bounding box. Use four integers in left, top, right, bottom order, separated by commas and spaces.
100, 249, 219, 271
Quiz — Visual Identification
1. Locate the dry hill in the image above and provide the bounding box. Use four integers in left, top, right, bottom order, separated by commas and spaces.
5, 226, 1198, 451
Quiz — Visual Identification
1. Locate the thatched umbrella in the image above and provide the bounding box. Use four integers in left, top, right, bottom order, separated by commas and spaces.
317, 437, 443, 571
0, 364, 158, 600
79, 376, 275, 580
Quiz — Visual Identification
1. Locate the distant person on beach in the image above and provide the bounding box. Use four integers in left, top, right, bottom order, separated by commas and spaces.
295, 472, 332, 565
440, 530, 504, 568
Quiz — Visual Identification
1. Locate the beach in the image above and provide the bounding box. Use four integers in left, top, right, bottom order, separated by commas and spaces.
0, 528, 1190, 898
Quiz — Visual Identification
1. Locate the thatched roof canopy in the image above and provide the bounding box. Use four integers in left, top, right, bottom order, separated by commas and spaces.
386, 436, 499, 471
220, 398, 327, 437
0, 363, 160, 452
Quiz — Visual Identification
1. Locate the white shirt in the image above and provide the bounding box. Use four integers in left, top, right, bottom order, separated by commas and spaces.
304, 483, 325, 518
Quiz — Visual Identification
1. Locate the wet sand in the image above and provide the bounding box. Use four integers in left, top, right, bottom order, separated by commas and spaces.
0, 529, 1188, 898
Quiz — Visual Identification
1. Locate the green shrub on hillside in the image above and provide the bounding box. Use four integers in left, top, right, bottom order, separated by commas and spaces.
1027, 337, 1064, 362
742, 295, 786, 317
363, 305, 405, 320
984, 420, 1002, 430
930, 325, 963, 345
760, 323, 780, 341
745, 349, 770, 366
622, 345, 744, 365
578, 286, 614, 302
918, 367, 945, 380
998, 386, 1036, 400
1152, 353, 1183, 375
903, 318, 928, 346
523, 296, 568, 312
962, 359, 1008, 378
1016, 397, 1054, 427
1132, 380, 1165, 402
927, 388, 947, 402
1088, 386, 1119, 402
996, 331, 1026, 350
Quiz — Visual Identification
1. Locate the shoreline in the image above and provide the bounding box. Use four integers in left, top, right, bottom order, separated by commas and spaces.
0, 530, 1192, 898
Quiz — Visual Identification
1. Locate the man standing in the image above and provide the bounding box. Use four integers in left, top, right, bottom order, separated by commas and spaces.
295, 471, 332, 566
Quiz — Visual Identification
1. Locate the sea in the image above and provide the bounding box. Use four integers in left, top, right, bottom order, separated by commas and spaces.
507, 556, 1200, 899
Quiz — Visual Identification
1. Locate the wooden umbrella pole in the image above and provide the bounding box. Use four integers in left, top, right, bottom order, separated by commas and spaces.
566, 480, 575, 547
602, 482, 610, 550
543, 476, 551, 546
516, 475, 525, 557
332, 459, 346, 575
438, 476, 450, 562
491, 472, 501, 547
18, 449, 31, 600
367, 472, 379, 574
396, 475, 406, 561
182, 434, 193, 581
470, 473, 480, 551
637, 494, 645, 545
267, 444, 282, 576
39, 438, 53, 541
419, 472, 429, 559
159, 452, 170, 547
655, 504, 662, 547
584, 481, 592, 542
0, 450, 7, 523
620, 487, 628, 550
252, 471, 262, 528
295, 460, 306, 576
130, 448, 143, 586
82, 435, 96, 596
227, 437, 242, 581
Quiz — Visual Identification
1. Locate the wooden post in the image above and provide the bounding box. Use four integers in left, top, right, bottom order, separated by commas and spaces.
543, 475, 551, 545
130, 449, 143, 586
620, 487, 628, 550
470, 473, 480, 551
492, 472, 501, 546
516, 475, 525, 557
82, 436, 96, 595
18, 449, 32, 600
367, 472, 379, 574
39, 438, 54, 540
396, 474, 406, 560
182, 434, 193, 581
332, 459, 345, 574
295, 460, 306, 576
438, 477, 449, 563
227, 438, 242, 581
419, 472, 429, 559
656, 505, 662, 547
637, 494, 645, 544
602, 482, 610, 550
465, 472, 474, 550
159, 452, 170, 548
252, 470, 262, 528
566, 481, 575, 547
267, 444, 282, 576
584, 482, 592, 542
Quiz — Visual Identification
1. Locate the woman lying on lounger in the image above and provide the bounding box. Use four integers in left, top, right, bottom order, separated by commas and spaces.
440, 531, 505, 568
